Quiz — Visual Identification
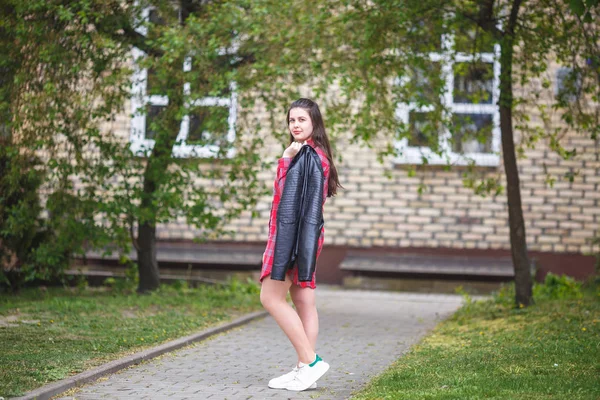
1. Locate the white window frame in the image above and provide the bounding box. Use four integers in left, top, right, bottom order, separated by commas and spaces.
130, 7, 237, 158
394, 33, 501, 167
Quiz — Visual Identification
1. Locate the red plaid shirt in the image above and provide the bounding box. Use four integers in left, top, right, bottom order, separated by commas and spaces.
260, 139, 330, 288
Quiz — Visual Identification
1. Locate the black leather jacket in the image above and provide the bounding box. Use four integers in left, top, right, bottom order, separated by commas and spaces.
270, 145, 325, 282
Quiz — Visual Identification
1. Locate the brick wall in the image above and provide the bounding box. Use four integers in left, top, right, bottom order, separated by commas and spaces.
105, 65, 599, 258
186, 130, 598, 257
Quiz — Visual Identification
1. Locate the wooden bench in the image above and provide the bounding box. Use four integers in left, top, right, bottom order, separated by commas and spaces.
69, 243, 264, 285
80, 243, 263, 269
340, 251, 515, 279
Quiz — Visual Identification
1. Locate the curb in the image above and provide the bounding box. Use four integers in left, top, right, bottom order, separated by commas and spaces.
12, 310, 268, 400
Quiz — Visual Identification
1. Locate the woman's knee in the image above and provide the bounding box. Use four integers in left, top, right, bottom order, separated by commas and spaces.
260, 289, 274, 309
260, 279, 286, 310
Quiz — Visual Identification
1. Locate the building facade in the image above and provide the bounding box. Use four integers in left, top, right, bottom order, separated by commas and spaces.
107, 23, 598, 285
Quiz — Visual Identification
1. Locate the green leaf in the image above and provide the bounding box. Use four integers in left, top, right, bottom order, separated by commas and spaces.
568, 0, 586, 16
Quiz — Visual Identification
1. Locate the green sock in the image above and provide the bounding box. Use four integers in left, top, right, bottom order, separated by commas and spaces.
309, 354, 322, 367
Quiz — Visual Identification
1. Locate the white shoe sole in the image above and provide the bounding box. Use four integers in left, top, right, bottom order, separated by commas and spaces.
285, 362, 329, 391
269, 382, 317, 390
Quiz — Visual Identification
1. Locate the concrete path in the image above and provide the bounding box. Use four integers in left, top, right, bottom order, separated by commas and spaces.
57, 289, 465, 400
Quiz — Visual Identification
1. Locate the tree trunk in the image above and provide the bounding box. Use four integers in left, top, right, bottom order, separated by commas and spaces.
137, 219, 160, 292
499, 0, 533, 307
135, 81, 184, 293
136, 146, 171, 293
137, 164, 161, 293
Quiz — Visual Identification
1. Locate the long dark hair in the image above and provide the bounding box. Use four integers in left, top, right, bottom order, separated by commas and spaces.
286, 98, 341, 197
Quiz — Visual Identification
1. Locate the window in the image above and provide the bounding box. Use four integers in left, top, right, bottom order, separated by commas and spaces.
451, 114, 493, 153
453, 62, 494, 104
555, 67, 581, 103
130, 7, 237, 158
408, 111, 438, 148
395, 29, 501, 167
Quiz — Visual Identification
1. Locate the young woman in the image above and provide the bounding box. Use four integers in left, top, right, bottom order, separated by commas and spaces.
259, 98, 341, 392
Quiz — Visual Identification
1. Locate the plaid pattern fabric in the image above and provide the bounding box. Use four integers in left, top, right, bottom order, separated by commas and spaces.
260, 139, 330, 289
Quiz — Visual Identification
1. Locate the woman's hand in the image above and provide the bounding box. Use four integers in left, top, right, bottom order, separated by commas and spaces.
283, 141, 306, 158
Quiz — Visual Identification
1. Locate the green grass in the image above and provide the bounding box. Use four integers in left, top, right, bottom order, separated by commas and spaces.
353, 278, 600, 400
0, 280, 262, 398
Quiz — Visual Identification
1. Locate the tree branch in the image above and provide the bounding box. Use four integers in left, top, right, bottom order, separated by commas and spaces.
455, 0, 504, 39
507, 0, 524, 37
122, 25, 164, 58
94, 13, 164, 58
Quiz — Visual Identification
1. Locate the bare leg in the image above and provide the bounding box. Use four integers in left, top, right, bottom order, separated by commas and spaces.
260, 274, 316, 364
290, 284, 318, 360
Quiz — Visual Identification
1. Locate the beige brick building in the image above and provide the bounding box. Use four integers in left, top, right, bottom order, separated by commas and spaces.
111, 43, 598, 287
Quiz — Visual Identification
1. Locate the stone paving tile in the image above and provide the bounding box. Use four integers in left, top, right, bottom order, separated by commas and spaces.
57, 289, 464, 400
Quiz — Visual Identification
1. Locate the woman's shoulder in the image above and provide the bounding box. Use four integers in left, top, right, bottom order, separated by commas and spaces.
305, 139, 329, 168
313, 146, 330, 170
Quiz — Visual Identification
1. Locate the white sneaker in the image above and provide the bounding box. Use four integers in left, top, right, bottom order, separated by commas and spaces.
268, 366, 317, 389
284, 355, 329, 392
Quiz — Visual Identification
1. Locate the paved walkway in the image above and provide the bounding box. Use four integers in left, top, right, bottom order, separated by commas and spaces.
57, 289, 465, 400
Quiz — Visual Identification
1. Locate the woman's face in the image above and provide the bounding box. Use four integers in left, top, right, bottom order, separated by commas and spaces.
288, 108, 314, 142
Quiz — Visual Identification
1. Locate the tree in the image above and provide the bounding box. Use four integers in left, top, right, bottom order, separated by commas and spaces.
268, 0, 598, 307
2, 0, 341, 292
0, 0, 134, 288
1, 0, 269, 291
99, 1, 268, 292
94, 0, 329, 292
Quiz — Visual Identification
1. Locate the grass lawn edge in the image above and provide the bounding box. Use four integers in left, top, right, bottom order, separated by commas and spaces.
350, 284, 600, 400
13, 310, 268, 400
